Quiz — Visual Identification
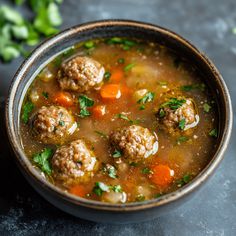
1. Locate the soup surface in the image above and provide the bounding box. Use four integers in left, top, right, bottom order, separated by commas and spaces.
20, 37, 218, 203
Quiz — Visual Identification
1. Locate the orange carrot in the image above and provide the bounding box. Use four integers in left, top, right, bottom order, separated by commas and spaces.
53, 91, 74, 107
110, 68, 124, 83
69, 185, 87, 197
92, 105, 106, 118
150, 164, 174, 187
100, 84, 121, 100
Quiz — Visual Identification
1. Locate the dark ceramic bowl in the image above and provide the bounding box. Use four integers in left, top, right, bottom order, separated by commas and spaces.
5, 20, 233, 223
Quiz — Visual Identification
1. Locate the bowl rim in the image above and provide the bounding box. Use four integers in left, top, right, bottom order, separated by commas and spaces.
5, 19, 233, 211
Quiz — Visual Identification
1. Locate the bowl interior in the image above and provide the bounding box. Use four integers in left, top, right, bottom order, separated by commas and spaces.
6, 20, 233, 210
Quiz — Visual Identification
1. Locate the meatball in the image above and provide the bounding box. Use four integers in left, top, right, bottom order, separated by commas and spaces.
110, 125, 158, 161
157, 98, 199, 132
51, 139, 97, 184
58, 56, 105, 92
32, 106, 77, 144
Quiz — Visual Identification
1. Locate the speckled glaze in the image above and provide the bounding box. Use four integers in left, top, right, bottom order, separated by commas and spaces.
5, 20, 233, 223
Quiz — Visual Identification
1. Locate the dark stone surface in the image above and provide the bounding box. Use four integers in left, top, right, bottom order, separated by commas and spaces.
0, 0, 236, 235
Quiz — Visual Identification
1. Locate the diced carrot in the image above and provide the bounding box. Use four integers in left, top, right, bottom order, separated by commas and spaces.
92, 105, 106, 118
150, 164, 174, 187
53, 91, 74, 107
100, 84, 121, 100
110, 68, 124, 83
69, 185, 87, 197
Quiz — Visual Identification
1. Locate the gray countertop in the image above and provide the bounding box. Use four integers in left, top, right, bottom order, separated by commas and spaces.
0, 0, 236, 235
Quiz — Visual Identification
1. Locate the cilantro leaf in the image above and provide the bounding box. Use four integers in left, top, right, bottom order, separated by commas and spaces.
32, 148, 53, 175
177, 174, 192, 187
116, 113, 139, 124
94, 130, 108, 139
142, 167, 152, 174
104, 71, 111, 81
111, 185, 122, 193
124, 63, 135, 72
137, 92, 155, 110
21, 101, 34, 124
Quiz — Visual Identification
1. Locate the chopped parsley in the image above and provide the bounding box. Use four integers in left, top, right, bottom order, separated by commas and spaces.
177, 174, 192, 187
136, 194, 145, 202
209, 128, 218, 138
137, 92, 155, 110
42, 91, 49, 99
59, 120, 65, 126
203, 103, 211, 113
115, 113, 139, 124
92, 182, 110, 196
112, 149, 122, 158
161, 98, 186, 110
32, 148, 53, 175
104, 71, 111, 81
180, 83, 206, 92
117, 58, 125, 64
177, 136, 188, 144
111, 185, 122, 193
141, 167, 152, 174
178, 118, 186, 130
84, 40, 95, 49
94, 130, 108, 139
106, 37, 136, 51
78, 95, 94, 118
21, 101, 34, 124
124, 63, 135, 72
102, 164, 117, 179
158, 108, 166, 118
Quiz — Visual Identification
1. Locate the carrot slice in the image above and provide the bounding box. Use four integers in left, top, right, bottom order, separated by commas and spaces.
53, 91, 74, 107
69, 185, 87, 197
110, 68, 124, 83
92, 105, 106, 118
150, 164, 174, 187
100, 84, 121, 100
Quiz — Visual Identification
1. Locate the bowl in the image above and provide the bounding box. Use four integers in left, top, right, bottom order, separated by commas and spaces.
5, 20, 233, 223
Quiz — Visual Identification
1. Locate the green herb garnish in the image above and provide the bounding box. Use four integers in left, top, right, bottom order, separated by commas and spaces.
158, 108, 166, 118
203, 103, 211, 113
94, 130, 108, 139
117, 58, 125, 64
22, 101, 34, 124
180, 83, 206, 92
116, 113, 138, 124
104, 71, 111, 81
42, 91, 49, 99
84, 40, 95, 49
111, 185, 122, 193
209, 128, 218, 138
78, 95, 94, 118
179, 118, 186, 130
92, 182, 110, 196
137, 92, 155, 110
177, 136, 188, 144
59, 120, 65, 126
32, 148, 53, 175
136, 194, 145, 202
124, 63, 135, 72
161, 98, 186, 110
112, 149, 122, 158
142, 167, 152, 174
177, 174, 192, 187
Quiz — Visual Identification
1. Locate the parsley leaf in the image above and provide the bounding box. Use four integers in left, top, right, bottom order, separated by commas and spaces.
180, 83, 206, 92
103, 165, 117, 179
161, 98, 186, 110
94, 130, 108, 139
142, 167, 152, 174
21, 101, 34, 124
42, 91, 49, 99
124, 63, 135, 72
177, 174, 192, 187
32, 148, 53, 175
158, 108, 166, 118
78, 95, 94, 118
116, 113, 139, 124
177, 136, 188, 144
92, 182, 110, 196
203, 103, 211, 113
209, 128, 218, 138
112, 149, 122, 158
137, 92, 155, 110
117, 58, 125, 64
111, 185, 122, 193
179, 118, 186, 130
104, 71, 111, 81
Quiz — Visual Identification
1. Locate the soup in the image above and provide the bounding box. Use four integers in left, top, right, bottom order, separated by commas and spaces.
20, 37, 218, 203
